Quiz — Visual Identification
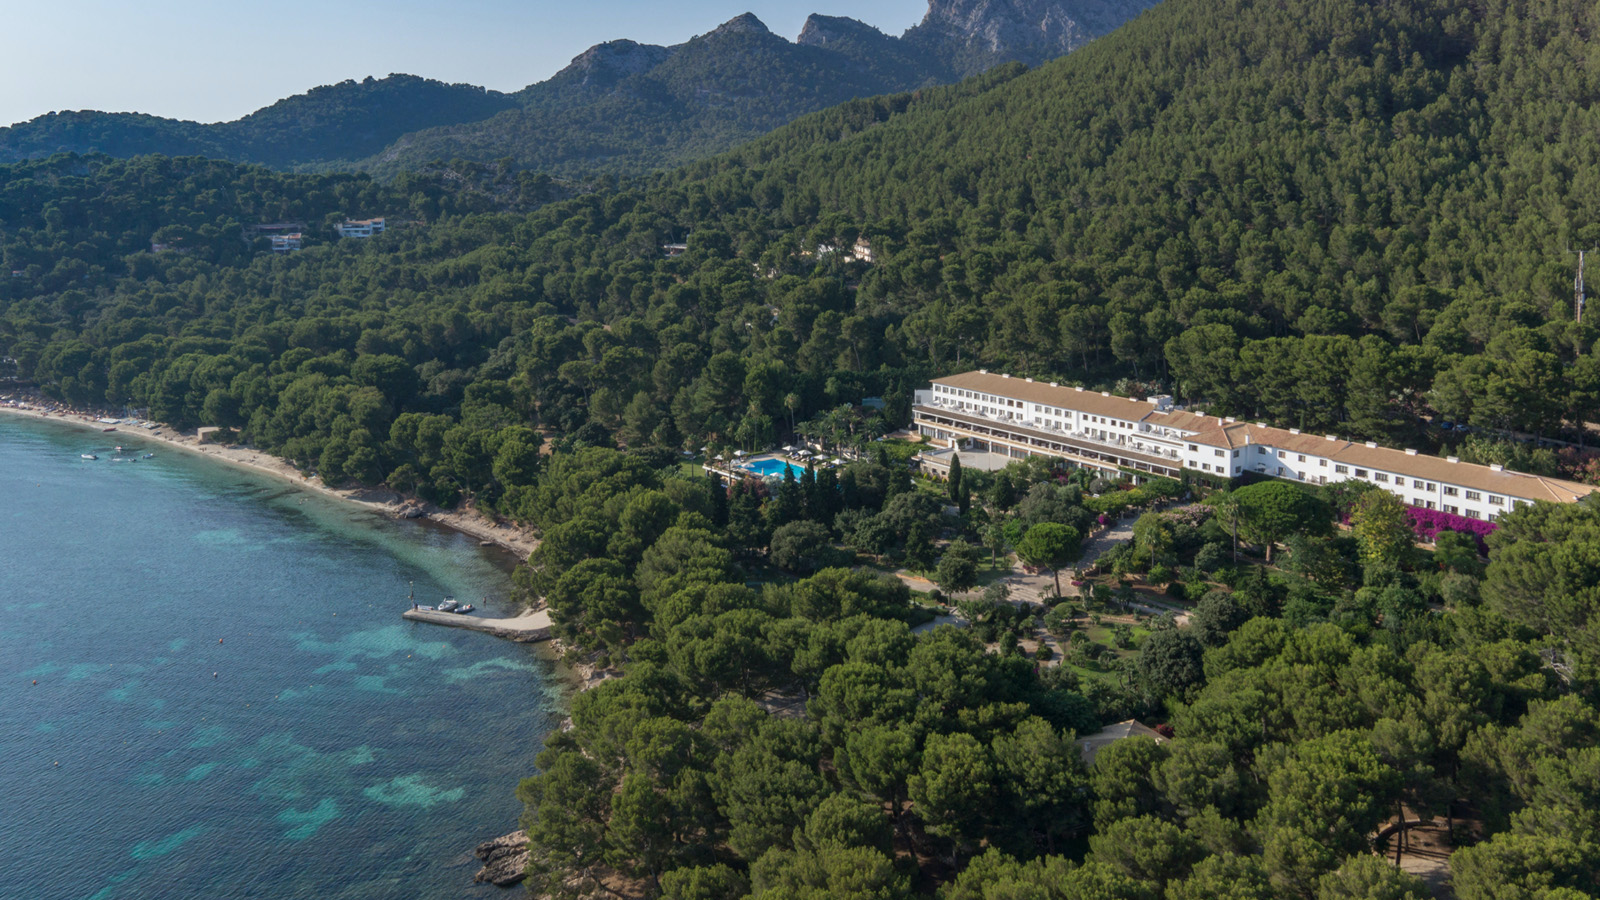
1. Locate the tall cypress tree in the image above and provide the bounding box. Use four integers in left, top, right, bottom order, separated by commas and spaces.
948, 452, 963, 504
707, 469, 729, 528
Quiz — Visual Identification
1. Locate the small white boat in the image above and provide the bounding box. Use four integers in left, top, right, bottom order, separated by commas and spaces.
81, 453, 97, 460
142, 453, 155, 459
436, 598, 460, 613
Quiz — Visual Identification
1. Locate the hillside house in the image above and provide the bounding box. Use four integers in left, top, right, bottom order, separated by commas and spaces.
335, 217, 386, 238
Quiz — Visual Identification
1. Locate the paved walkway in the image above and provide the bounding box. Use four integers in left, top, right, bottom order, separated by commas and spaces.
894, 511, 1167, 611
912, 613, 967, 634
1080, 520, 1136, 568
988, 518, 1138, 606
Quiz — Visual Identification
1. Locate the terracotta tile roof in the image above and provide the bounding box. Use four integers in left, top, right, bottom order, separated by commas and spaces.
1173, 419, 1596, 503
932, 371, 1169, 423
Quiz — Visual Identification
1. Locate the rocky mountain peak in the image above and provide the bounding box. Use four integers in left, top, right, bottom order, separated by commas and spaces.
709, 13, 772, 37
913, 0, 1155, 71
796, 14, 888, 48
554, 39, 671, 87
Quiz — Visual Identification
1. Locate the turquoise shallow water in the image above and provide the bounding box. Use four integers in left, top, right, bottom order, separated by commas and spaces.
0, 417, 559, 900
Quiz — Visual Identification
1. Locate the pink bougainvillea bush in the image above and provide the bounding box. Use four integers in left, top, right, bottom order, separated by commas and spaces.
1407, 506, 1497, 551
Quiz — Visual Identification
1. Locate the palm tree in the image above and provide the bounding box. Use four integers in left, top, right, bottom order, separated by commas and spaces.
784, 392, 801, 433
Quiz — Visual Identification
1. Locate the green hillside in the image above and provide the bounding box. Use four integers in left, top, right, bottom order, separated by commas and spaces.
0, 75, 519, 169
4, 2, 1600, 895
664, 0, 1600, 444
0, 2, 1158, 178
355, 17, 935, 179
7, 0, 1600, 478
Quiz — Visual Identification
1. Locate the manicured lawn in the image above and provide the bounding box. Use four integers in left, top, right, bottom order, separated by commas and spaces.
877, 438, 928, 464
1078, 622, 1153, 652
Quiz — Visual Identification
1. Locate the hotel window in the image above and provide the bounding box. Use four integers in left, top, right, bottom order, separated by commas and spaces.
1335, 465, 1349, 474
1465, 509, 1482, 519
1189, 444, 1199, 452
1276, 466, 1284, 475
1426, 482, 1436, 491
1465, 490, 1481, 501
1412, 479, 1424, 488
1374, 473, 1388, 483
1277, 450, 1285, 458
1214, 450, 1224, 458
1297, 454, 1306, 462
1232, 450, 1240, 458
1320, 459, 1328, 467
1444, 486, 1458, 496
1445, 505, 1459, 514
1489, 495, 1504, 506
1356, 469, 1368, 478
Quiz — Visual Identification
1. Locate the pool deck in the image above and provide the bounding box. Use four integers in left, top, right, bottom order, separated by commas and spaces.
703, 452, 846, 482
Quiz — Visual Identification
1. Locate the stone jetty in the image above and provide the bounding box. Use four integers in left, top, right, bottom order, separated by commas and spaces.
401, 607, 553, 642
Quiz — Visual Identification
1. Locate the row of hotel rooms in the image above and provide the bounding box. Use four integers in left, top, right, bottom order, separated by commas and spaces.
913, 370, 1594, 519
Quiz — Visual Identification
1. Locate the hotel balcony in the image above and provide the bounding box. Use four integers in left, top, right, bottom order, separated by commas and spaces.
914, 402, 1184, 477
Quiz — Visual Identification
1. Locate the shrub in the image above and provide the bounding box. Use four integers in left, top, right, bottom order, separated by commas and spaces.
1407, 507, 1496, 552
1044, 603, 1078, 636
1193, 541, 1228, 573
769, 520, 843, 574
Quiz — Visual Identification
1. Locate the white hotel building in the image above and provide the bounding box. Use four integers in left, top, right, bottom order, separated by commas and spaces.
914, 370, 1595, 520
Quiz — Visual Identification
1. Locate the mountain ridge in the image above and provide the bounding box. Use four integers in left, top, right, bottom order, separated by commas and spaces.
0, 0, 1156, 177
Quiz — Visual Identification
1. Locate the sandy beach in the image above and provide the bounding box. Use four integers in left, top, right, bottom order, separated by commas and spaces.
0, 397, 541, 560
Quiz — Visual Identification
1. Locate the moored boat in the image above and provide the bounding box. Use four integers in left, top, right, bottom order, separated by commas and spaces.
80, 453, 97, 460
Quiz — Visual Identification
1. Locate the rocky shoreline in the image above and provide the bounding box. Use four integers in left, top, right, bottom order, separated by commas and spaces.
474, 830, 531, 886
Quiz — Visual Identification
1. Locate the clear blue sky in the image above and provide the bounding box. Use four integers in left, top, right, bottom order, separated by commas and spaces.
2, 0, 930, 127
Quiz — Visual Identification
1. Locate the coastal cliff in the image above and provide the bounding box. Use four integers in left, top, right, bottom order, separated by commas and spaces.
474, 831, 530, 886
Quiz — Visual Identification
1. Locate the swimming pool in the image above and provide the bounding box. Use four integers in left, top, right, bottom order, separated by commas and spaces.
744, 457, 807, 479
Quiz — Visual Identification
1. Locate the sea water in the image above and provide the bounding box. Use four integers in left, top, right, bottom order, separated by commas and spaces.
0, 417, 560, 900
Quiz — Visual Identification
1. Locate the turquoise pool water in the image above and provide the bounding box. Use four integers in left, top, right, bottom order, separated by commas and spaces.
744, 458, 806, 479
